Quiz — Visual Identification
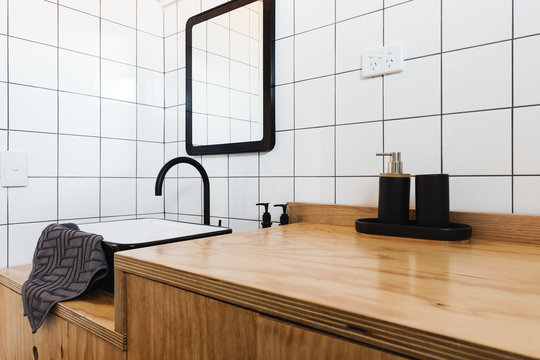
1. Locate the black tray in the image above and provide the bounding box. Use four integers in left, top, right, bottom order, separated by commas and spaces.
355, 218, 472, 241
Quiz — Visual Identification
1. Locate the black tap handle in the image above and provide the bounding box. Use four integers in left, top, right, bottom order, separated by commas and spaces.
274, 204, 289, 225
256, 202, 270, 212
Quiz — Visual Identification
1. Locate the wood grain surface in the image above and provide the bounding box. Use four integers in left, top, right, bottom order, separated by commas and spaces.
287, 202, 540, 244
116, 222, 540, 360
0, 264, 126, 350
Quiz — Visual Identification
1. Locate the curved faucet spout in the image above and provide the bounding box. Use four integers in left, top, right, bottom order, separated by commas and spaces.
155, 157, 210, 225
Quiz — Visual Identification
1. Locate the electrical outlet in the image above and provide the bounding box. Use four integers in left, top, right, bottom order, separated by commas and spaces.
362, 44, 405, 78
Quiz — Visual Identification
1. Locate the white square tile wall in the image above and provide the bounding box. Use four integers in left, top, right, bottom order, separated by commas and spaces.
1, 0, 165, 267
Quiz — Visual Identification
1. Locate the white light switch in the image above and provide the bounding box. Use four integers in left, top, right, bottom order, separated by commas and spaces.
1, 151, 29, 187
362, 43, 405, 78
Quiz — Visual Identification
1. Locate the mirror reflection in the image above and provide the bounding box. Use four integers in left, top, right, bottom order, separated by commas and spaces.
190, 0, 264, 147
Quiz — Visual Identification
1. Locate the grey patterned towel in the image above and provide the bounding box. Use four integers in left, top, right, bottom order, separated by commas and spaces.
21, 223, 108, 333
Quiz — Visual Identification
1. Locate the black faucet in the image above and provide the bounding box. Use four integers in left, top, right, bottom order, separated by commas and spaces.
155, 157, 210, 225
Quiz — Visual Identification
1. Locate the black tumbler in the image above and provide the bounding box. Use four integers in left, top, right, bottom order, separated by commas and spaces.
378, 175, 411, 225
415, 174, 449, 228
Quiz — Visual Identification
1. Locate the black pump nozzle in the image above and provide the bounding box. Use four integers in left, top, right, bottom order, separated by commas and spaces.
274, 204, 289, 226
256, 203, 272, 228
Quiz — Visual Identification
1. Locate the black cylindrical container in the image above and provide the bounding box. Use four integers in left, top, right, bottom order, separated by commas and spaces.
378, 175, 411, 225
415, 174, 449, 228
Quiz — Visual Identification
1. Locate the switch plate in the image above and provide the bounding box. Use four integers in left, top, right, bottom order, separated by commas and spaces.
1, 151, 29, 187
362, 44, 405, 78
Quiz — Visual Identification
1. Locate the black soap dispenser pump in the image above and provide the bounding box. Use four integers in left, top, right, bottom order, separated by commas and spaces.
256, 203, 272, 228
376, 152, 411, 225
274, 204, 289, 225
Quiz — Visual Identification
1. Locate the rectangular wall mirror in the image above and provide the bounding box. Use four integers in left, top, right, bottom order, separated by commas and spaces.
185, 0, 275, 155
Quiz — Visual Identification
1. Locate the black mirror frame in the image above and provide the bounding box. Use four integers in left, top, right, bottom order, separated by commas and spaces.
185, 0, 275, 155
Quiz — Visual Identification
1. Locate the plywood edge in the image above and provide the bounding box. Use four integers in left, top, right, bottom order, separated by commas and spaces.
115, 257, 535, 360
287, 202, 540, 245
0, 265, 126, 351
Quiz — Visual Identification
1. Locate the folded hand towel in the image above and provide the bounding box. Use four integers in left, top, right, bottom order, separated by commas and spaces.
21, 223, 108, 333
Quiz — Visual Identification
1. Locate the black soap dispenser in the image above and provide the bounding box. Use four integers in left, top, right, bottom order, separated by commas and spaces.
274, 204, 289, 225
256, 203, 272, 228
376, 152, 410, 225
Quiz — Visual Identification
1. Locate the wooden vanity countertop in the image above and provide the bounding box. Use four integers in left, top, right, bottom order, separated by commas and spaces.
115, 222, 540, 360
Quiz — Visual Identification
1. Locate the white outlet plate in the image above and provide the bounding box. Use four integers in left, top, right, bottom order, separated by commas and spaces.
1, 151, 28, 187
362, 44, 405, 78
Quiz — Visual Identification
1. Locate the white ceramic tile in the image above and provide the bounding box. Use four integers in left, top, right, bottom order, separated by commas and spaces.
164, 3, 177, 37
206, 84, 229, 118
0, 226, 6, 268
514, 35, 540, 107
101, 60, 137, 102
137, 178, 163, 214
385, 0, 440, 59
101, 178, 136, 217
514, 106, 540, 174
178, 106, 186, 141
102, 0, 136, 28
259, 177, 294, 220
178, 32, 186, 69
178, 68, 186, 105
176, 147, 202, 178
0, 183, 6, 225
295, 0, 335, 34
295, 177, 335, 204
260, 131, 294, 177
336, 12, 383, 73
59, 135, 100, 176
101, 20, 136, 65
59, 7, 100, 56
295, 76, 335, 129
9, 131, 57, 177
178, 214, 202, 224
275, 37, 293, 85
8, 222, 51, 266
178, 178, 202, 215
207, 115, 230, 145
59, 178, 100, 219
165, 107, 178, 143
230, 90, 250, 121
336, 177, 379, 206
59, 0, 99, 16
207, 21, 230, 58
9, 84, 57, 133
336, 71, 382, 124
443, 42, 511, 113
230, 61, 250, 93
9, 178, 57, 223
101, 99, 137, 139
164, 143, 177, 176
165, 71, 178, 107
138, 0, 164, 36
9, 0, 57, 46
165, 35, 178, 72
336, 122, 382, 176
230, 32, 250, 64
210, 217, 228, 228
385, 116, 441, 175
275, 84, 294, 131
275, 0, 293, 38
295, 127, 334, 177
59, 50, 100, 96
0, 35, 5, 82
0, 0, 6, 35
295, 25, 334, 81
336, 0, 382, 22
101, 139, 136, 177
138, 69, 164, 107
514, 177, 540, 215
0, 83, 5, 129
384, 0, 410, 6
229, 153, 258, 177
443, 109, 511, 175
449, 176, 512, 213
178, 0, 201, 32
229, 177, 259, 220
164, 178, 178, 214
9, 38, 57, 89
209, 178, 228, 218
201, 154, 228, 178
229, 219, 259, 232
206, 53, 229, 88
59, 92, 100, 136
138, 105, 164, 142
138, 32, 164, 72
443, 0, 511, 52
514, 0, 540, 37
137, 141, 164, 177
384, 55, 440, 119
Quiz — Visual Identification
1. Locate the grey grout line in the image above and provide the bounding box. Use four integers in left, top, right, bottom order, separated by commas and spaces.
98, 0, 102, 221
56, 0, 60, 224
333, 0, 337, 205
511, 0, 515, 213
440, 0, 444, 175
5, 0, 9, 267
